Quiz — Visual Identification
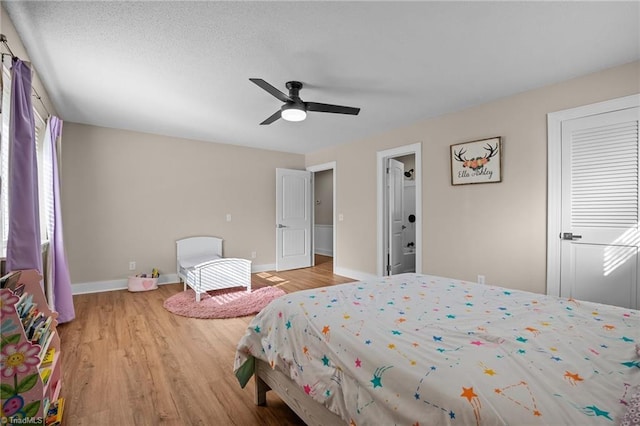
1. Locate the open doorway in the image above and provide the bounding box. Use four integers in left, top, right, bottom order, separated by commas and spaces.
307, 162, 336, 273
377, 143, 422, 276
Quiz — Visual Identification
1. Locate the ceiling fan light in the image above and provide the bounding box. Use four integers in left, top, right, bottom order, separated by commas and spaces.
281, 104, 307, 122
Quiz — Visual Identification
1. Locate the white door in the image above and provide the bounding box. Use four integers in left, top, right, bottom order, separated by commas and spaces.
387, 158, 404, 275
276, 168, 312, 271
559, 106, 639, 309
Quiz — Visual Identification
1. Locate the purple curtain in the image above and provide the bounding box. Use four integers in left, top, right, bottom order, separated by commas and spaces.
6, 59, 41, 273
46, 116, 75, 323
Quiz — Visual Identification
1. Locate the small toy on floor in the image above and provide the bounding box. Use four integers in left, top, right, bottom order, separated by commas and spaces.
136, 268, 159, 278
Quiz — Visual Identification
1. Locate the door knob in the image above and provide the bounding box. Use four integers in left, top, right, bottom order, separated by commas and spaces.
277, 224, 288, 228
560, 232, 582, 240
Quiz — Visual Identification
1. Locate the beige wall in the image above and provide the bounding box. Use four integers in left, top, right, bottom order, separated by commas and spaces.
314, 169, 333, 225
306, 61, 640, 294
61, 123, 304, 284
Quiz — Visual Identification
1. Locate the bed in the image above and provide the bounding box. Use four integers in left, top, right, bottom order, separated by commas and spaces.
176, 236, 251, 302
234, 273, 640, 425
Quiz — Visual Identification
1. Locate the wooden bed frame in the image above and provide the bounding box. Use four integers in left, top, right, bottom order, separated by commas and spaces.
254, 358, 344, 425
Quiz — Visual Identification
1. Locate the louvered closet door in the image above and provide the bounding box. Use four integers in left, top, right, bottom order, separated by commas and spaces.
560, 106, 639, 309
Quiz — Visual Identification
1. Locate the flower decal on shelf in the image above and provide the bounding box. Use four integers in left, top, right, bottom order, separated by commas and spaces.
1, 341, 41, 378
0, 289, 40, 418
1, 289, 22, 355
0, 341, 42, 419
1, 288, 19, 315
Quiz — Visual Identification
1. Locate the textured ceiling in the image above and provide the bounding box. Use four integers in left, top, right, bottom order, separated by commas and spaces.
3, 1, 639, 154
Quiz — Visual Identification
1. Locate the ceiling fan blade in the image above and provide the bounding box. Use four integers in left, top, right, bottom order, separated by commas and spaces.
306, 102, 360, 115
250, 78, 292, 103
260, 110, 281, 125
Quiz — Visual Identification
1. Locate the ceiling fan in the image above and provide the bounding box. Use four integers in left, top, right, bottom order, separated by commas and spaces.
250, 78, 360, 125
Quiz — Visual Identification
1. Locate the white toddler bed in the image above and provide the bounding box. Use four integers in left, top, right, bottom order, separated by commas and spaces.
176, 236, 252, 302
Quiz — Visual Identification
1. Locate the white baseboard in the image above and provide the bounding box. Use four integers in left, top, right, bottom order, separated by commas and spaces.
334, 267, 378, 282
71, 264, 277, 295
252, 263, 276, 273
314, 249, 333, 257
72, 273, 180, 295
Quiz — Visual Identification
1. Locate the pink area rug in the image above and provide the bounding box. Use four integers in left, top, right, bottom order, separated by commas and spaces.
163, 286, 285, 319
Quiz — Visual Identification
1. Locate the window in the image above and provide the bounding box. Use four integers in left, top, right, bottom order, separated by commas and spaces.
0, 58, 49, 257
1, 60, 11, 255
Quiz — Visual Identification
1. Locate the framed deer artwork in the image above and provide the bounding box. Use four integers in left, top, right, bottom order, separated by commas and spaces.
450, 136, 502, 185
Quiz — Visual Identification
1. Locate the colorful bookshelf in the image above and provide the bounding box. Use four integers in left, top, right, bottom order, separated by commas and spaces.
1, 269, 63, 424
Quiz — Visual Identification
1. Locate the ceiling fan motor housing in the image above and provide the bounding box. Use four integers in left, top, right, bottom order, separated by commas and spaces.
286, 81, 303, 100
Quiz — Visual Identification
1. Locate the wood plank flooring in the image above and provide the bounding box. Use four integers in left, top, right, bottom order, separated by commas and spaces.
57, 255, 353, 425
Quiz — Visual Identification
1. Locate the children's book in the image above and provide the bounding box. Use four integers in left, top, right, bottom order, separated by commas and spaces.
41, 348, 56, 366
16, 293, 34, 317
0, 271, 21, 290
11, 283, 25, 297
46, 397, 64, 426
40, 367, 52, 384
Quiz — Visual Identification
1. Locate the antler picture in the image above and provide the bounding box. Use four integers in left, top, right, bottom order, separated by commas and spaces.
451, 137, 502, 185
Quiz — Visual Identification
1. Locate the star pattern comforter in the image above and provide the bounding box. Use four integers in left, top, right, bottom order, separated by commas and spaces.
234, 273, 640, 425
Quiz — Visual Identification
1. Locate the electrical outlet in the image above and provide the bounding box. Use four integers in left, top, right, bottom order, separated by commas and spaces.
477, 275, 485, 285
226, 213, 232, 222
251, 251, 257, 259
129, 261, 136, 271
338, 214, 344, 221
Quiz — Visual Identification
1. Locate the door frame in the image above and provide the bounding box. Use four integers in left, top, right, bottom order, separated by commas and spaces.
307, 161, 337, 273
546, 94, 640, 297
377, 142, 422, 276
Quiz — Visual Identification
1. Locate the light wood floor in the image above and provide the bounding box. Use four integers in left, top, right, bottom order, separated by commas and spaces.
57, 255, 353, 425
